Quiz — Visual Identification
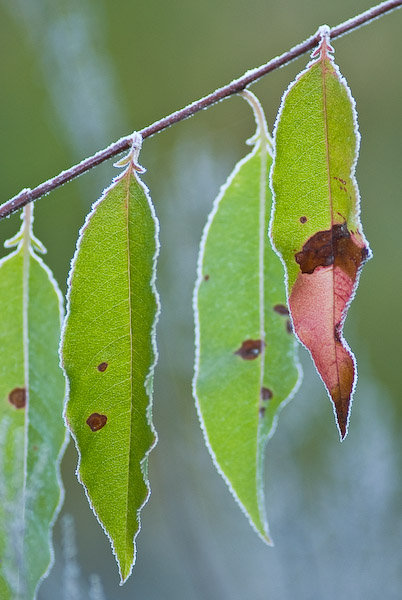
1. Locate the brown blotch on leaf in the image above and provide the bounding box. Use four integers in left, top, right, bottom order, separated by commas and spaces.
286, 319, 293, 334
300, 216, 307, 224
273, 304, 289, 316
334, 322, 342, 342
86, 413, 107, 432
295, 222, 368, 279
234, 339, 265, 360
261, 387, 273, 401
97, 362, 108, 372
259, 406, 266, 418
8, 387, 26, 409
203, 274, 210, 281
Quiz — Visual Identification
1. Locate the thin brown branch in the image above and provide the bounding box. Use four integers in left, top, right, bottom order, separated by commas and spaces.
1, 0, 401, 220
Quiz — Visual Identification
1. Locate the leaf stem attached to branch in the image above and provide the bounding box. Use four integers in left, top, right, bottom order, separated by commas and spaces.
1, 0, 401, 221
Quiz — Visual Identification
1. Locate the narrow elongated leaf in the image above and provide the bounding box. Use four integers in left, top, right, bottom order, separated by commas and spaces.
61, 134, 159, 583
194, 93, 301, 542
0, 205, 66, 600
270, 27, 371, 439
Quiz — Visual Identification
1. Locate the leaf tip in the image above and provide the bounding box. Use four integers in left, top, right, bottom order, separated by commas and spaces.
251, 512, 273, 547
334, 398, 350, 441
262, 532, 274, 547
118, 563, 133, 586
337, 414, 349, 441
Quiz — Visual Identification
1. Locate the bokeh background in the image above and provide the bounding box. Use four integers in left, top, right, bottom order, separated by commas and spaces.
1, 1, 402, 598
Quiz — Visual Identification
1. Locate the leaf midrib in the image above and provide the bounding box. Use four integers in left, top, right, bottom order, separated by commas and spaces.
18, 205, 31, 597
123, 166, 135, 553
320, 50, 341, 392
257, 139, 268, 534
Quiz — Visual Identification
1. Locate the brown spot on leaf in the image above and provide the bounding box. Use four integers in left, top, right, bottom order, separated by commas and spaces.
334, 177, 347, 186
8, 387, 26, 409
261, 387, 273, 401
259, 406, 266, 417
86, 413, 107, 431
300, 216, 307, 224
273, 304, 289, 316
234, 339, 265, 360
203, 274, 210, 281
286, 319, 293, 334
334, 322, 341, 342
97, 362, 108, 372
295, 222, 367, 279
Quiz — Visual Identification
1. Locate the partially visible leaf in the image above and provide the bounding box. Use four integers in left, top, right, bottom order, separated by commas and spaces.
194, 93, 301, 542
0, 205, 67, 600
61, 134, 159, 583
270, 27, 371, 439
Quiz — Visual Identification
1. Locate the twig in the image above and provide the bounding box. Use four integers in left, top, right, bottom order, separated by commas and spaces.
1, 0, 401, 220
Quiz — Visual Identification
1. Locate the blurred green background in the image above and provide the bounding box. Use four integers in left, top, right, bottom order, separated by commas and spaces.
1, 0, 402, 598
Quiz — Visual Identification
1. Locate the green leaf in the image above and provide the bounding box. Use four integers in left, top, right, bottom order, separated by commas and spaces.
270, 27, 371, 439
61, 134, 159, 583
0, 205, 67, 600
193, 92, 301, 542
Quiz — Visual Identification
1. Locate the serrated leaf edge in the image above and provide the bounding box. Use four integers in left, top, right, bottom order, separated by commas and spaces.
60, 158, 160, 584
268, 26, 372, 440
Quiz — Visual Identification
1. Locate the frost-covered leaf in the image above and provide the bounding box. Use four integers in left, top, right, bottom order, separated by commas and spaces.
270, 27, 371, 439
61, 134, 159, 583
194, 92, 300, 542
0, 205, 67, 600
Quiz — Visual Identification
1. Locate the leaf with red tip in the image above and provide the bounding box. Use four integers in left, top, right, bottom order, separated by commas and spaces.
270, 26, 371, 439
